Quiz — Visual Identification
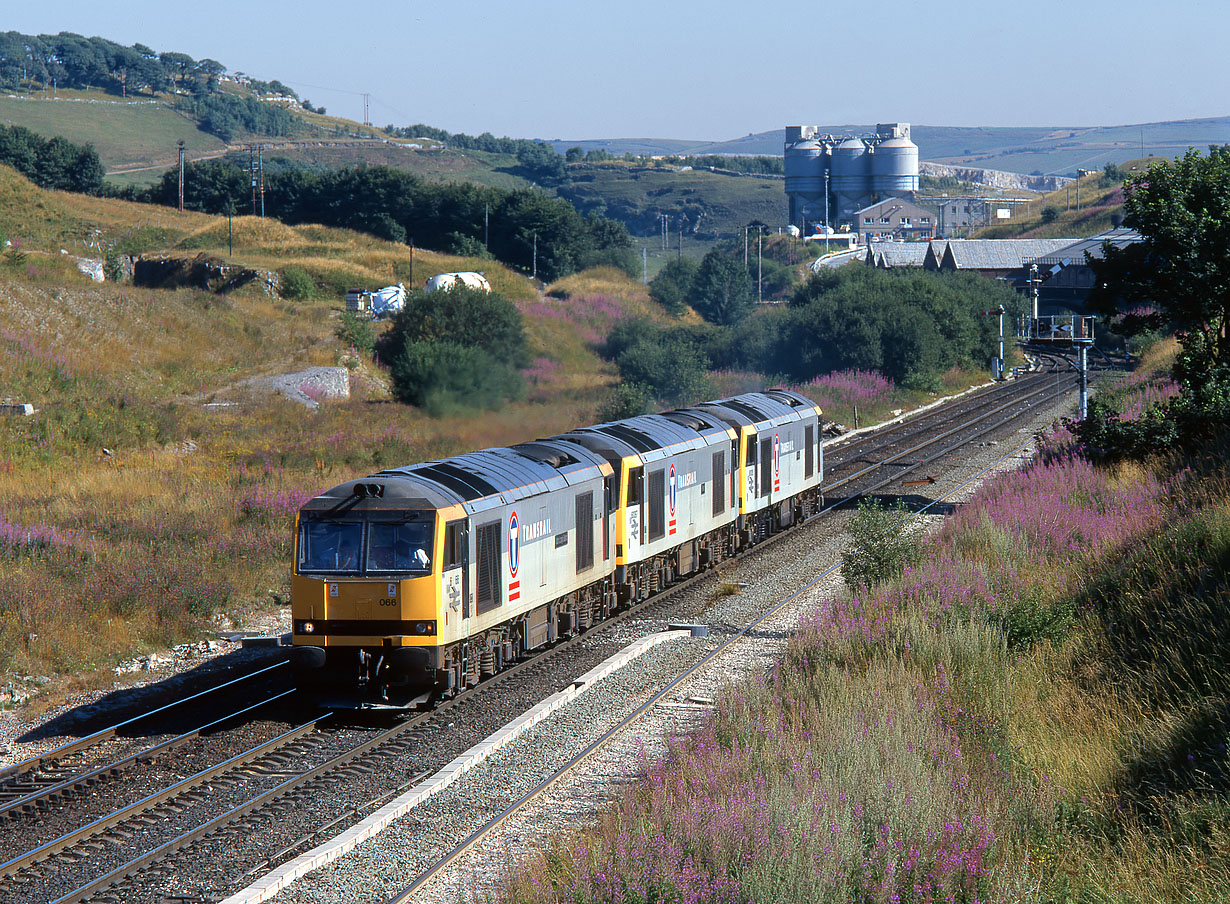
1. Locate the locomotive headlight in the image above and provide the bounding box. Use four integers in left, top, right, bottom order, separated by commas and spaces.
297, 621, 316, 634
413, 621, 436, 635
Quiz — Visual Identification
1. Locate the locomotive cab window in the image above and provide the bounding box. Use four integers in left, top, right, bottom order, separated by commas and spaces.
298, 520, 363, 574
443, 520, 466, 570
367, 520, 434, 575
298, 515, 434, 577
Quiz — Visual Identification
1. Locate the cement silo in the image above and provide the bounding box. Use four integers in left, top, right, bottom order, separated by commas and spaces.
784, 137, 828, 225
785, 122, 919, 232
870, 136, 919, 197
830, 137, 870, 223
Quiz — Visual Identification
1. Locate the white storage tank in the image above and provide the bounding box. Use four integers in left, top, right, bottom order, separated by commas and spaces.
871, 136, 919, 196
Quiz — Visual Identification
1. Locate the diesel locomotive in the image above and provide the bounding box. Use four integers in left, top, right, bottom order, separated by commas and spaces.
289, 390, 823, 707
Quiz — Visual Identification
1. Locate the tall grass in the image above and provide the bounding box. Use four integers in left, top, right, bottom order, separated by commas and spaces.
0, 167, 622, 689
506, 371, 1230, 902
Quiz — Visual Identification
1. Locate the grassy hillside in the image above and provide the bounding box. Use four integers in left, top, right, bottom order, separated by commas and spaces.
559, 162, 785, 239
972, 159, 1146, 239
0, 163, 696, 698
551, 117, 1230, 177
0, 93, 227, 169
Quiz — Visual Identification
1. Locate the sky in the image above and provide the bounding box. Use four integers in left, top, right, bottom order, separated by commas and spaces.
5, 1, 1226, 141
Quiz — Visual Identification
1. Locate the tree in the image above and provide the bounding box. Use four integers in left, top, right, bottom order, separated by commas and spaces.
649, 257, 699, 315
149, 158, 247, 212
1074, 147, 1230, 459
1088, 147, 1230, 369
688, 250, 754, 326
381, 286, 528, 414
380, 285, 529, 372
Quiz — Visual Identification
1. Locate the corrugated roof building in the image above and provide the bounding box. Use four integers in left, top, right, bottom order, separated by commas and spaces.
864, 242, 932, 269
936, 239, 1075, 274
1026, 228, 1144, 311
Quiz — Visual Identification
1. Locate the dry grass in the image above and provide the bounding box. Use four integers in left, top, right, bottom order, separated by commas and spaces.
0, 166, 632, 693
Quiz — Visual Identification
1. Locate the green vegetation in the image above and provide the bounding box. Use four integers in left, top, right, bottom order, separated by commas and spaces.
1075, 147, 1230, 461
0, 125, 105, 194
840, 497, 922, 591
126, 158, 636, 283
788, 266, 1021, 390
380, 285, 529, 414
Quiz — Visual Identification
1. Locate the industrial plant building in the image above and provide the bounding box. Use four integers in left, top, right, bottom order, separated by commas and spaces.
784, 123, 920, 235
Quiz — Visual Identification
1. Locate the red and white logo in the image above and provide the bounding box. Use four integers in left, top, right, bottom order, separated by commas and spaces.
773, 433, 781, 492
668, 464, 677, 535
508, 510, 521, 601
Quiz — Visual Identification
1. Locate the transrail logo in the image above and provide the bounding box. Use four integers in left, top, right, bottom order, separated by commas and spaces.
508, 511, 520, 577
508, 510, 521, 602
774, 433, 781, 493
668, 464, 677, 536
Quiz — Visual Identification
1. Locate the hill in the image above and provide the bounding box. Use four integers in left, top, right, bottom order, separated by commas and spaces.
0, 161, 696, 692
558, 162, 785, 240
970, 159, 1146, 239
548, 116, 1230, 176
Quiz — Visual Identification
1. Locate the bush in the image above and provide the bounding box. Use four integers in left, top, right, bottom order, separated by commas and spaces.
596, 382, 651, 421
389, 339, 523, 415
280, 265, 315, 300
380, 286, 528, 369
337, 311, 376, 356
382, 286, 529, 414
648, 257, 699, 315
841, 498, 922, 591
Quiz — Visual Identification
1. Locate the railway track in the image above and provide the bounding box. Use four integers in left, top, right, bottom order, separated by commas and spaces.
0, 364, 1082, 904
296, 425, 1071, 904
0, 663, 291, 820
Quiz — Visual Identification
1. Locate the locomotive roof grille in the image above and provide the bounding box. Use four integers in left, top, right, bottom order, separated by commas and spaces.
510, 443, 580, 469
411, 462, 499, 501
723, 400, 771, 421
764, 390, 808, 407
662, 411, 715, 431
596, 423, 659, 454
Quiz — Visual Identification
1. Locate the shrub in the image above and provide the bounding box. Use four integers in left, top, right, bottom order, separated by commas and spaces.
389, 338, 523, 415
596, 382, 650, 421
336, 311, 376, 356
613, 331, 712, 407
280, 265, 315, 300
841, 497, 922, 591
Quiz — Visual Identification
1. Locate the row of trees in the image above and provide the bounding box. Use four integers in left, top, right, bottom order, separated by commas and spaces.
607, 266, 1019, 412
0, 124, 105, 194
137, 158, 636, 282
0, 32, 235, 98
0, 33, 309, 142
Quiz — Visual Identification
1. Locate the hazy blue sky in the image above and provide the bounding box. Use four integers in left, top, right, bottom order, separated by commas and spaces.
5, 1, 1224, 140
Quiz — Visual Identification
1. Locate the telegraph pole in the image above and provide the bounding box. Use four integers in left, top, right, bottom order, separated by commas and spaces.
176, 140, 185, 212
248, 144, 265, 217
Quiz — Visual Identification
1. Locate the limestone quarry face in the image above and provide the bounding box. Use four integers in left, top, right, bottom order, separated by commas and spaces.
919, 162, 1072, 192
